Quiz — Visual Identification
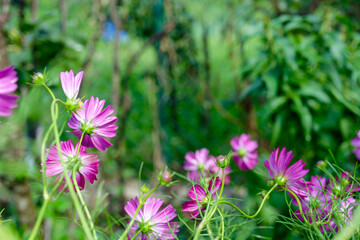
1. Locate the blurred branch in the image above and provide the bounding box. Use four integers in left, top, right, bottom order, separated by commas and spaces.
82, 0, 107, 88
201, 25, 211, 131
59, 0, 66, 34
116, 22, 176, 148
0, 0, 9, 26
31, 0, 37, 21
110, 0, 121, 114
147, 77, 165, 178
0, 0, 10, 68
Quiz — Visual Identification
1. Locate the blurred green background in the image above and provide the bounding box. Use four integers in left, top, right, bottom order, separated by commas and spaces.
1, 0, 360, 239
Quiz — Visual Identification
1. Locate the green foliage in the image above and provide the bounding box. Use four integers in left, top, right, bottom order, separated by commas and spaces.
1, 0, 360, 239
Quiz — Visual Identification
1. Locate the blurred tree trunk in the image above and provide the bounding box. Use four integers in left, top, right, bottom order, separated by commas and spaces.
110, 0, 121, 114
82, 0, 106, 90
201, 25, 211, 132
31, 0, 37, 21
59, 0, 66, 34
0, 0, 10, 68
147, 77, 164, 177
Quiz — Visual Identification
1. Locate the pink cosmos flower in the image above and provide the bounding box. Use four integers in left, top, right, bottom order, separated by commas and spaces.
60, 70, 84, 100
0, 66, 19, 116
45, 140, 99, 192
124, 197, 179, 239
184, 148, 215, 181
182, 177, 221, 219
230, 134, 258, 170
264, 147, 310, 197
351, 130, 360, 160
68, 96, 118, 151
293, 176, 332, 230
327, 197, 357, 232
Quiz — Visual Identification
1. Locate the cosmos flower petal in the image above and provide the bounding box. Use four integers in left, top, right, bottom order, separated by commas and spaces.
44, 140, 99, 192
0, 66, 18, 116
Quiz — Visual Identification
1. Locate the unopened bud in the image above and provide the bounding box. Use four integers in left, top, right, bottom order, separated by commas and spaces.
32, 72, 46, 85
216, 155, 230, 168
316, 161, 327, 170
141, 184, 149, 193
159, 168, 173, 187
267, 180, 275, 187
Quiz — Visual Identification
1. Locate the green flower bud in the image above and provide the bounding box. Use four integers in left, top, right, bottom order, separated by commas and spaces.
141, 184, 149, 193
32, 72, 46, 85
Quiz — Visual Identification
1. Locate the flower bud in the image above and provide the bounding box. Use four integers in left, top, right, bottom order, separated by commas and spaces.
216, 155, 230, 168
159, 168, 173, 187
267, 180, 275, 187
32, 72, 46, 85
316, 160, 327, 170
65, 98, 83, 113
141, 184, 149, 193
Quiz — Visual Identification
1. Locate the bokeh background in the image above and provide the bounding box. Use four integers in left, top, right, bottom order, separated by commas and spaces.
1, 0, 360, 239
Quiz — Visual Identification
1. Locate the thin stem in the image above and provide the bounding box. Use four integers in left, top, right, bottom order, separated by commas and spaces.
131, 228, 142, 240
118, 183, 161, 240
216, 208, 224, 240
285, 188, 309, 225
42, 83, 56, 101
40, 124, 54, 195
28, 197, 50, 240
218, 183, 278, 219
206, 224, 215, 240
193, 169, 227, 240
76, 131, 86, 157
50, 100, 93, 239
72, 167, 98, 240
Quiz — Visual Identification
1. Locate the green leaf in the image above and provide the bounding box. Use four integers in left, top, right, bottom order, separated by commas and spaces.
259, 96, 288, 119
291, 94, 312, 142
298, 81, 331, 104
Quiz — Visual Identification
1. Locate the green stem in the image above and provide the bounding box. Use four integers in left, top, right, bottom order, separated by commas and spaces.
42, 84, 56, 101
76, 131, 86, 157
72, 166, 98, 240
130, 229, 142, 240
28, 196, 50, 240
193, 169, 226, 240
206, 224, 215, 240
218, 183, 278, 219
216, 208, 224, 240
118, 183, 161, 240
284, 188, 309, 225
50, 100, 93, 240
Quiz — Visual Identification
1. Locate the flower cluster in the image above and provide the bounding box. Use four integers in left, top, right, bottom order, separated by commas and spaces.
263, 147, 358, 232
44, 70, 118, 191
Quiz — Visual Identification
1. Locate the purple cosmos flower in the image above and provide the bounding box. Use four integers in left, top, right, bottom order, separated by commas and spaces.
182, 177, 221, 219
293, 176, 332, 230
264, 147, 310, 197
230, 134, 258, 170
45, 140, 99, 192
60, 70, 84, 100
351, 130, 360, 160
184, 148, 216, 181
327, 197, 357, 232
0, 66, 19, 116
124, 197, 179, 239
68, 96, 118, 151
